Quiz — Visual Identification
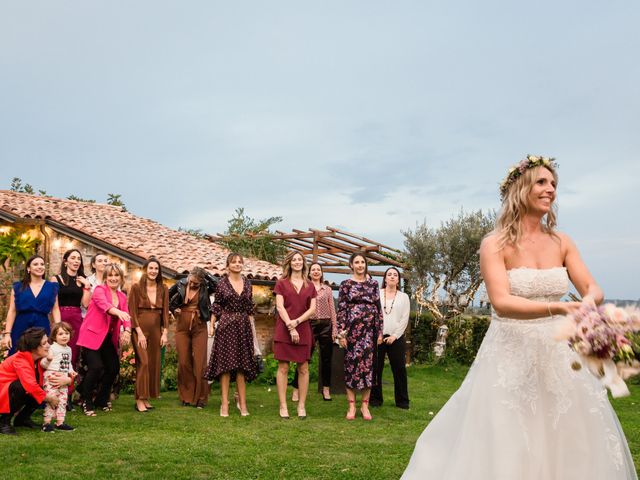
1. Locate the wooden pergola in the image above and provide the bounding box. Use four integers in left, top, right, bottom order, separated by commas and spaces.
210, 226, 405, 278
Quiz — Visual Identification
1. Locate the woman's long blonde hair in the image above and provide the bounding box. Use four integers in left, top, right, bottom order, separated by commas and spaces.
495, 165, 558, 249
281, 251, 309, 285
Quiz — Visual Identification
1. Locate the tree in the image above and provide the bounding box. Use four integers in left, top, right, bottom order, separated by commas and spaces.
402, 209, 495, 323
67, 195, 96, 203
178, 227, 207, 240
0, 228, 38, 337
219, 208, 287, 264
0, 228, 37, 271
10, 177, 34, 194
107, 193, 127, 211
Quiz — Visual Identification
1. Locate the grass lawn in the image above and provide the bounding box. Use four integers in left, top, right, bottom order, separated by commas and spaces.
3, 364, 639, 479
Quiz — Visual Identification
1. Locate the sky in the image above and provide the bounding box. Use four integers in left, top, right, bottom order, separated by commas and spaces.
1, 1, 639, 299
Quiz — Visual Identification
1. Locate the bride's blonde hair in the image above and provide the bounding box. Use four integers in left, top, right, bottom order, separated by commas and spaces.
495, 164, 558, 249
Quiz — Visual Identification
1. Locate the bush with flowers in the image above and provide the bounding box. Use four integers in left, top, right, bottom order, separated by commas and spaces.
117, 344, 180, 393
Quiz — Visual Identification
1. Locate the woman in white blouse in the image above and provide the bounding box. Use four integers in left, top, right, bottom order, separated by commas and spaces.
370, 267, 410, 409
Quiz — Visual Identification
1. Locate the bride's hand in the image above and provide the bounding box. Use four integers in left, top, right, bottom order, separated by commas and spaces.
554, 301, 582, 316
581, 295, 596, 308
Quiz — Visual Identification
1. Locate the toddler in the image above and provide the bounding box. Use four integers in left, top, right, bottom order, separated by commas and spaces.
41, 322, 76, 432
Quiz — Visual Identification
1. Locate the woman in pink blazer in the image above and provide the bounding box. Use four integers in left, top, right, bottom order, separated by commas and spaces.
76, 264, 131, 416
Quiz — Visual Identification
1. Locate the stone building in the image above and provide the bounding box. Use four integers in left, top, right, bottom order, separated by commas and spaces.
0, 190, 281, 353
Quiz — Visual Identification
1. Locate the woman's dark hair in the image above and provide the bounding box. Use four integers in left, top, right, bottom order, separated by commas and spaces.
21, 255, 46, 290
50, 321, 74, 344
308, 262, 324, 284
59, 249, 86, 286
226, 252, 243, 267
348, 252, 369, 277
90, 251, 108, 274
381, 267, 401, 289
16, 327, 47, 352
140, 257, 164, 289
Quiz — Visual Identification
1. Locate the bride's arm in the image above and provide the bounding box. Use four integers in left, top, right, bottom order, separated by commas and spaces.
559, 232, 604, 305
480, 235, 581, 319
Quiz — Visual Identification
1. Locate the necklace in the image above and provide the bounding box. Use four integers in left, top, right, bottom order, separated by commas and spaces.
384, 289, 397, 315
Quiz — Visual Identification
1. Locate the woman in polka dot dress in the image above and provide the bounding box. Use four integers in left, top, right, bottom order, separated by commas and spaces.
204, 253, 257, 417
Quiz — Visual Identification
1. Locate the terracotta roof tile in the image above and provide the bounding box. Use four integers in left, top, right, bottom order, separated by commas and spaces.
0, 190, 282, 281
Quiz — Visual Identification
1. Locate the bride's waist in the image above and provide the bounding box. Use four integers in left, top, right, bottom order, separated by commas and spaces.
491, 312, 563, 325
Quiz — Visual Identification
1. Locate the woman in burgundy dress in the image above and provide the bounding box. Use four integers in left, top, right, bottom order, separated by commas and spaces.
205, 253, 257, 417
337, 253, 383, 421
51, 249, 91, 368
273, 251, 317, 419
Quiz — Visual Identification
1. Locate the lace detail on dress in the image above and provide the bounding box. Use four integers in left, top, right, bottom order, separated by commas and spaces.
478, 268, 623, 465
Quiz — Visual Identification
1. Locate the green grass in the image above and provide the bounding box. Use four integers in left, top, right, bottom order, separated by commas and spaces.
3, 364, 639, 479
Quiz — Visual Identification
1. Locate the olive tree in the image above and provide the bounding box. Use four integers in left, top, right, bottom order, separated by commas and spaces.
402, 208, 495, 322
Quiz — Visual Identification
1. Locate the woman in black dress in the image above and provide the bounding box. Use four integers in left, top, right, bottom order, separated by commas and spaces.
51, 249, 91, 368
204, 254, 257, 417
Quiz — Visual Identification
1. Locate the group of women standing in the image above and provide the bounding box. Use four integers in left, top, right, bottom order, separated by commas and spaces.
1, 245, 411, 428
273, 250, 411, 421
0, 251, 168, 420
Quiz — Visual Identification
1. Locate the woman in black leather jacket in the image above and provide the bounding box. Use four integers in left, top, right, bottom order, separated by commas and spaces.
168, 267, 215, 408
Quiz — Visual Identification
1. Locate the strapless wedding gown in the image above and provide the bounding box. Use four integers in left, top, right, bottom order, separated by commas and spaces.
402, 268, 637, 479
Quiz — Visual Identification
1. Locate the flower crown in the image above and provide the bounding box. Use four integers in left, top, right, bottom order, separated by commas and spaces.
499, 155, 558, 200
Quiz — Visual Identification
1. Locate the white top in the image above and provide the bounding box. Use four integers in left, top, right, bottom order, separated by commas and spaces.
87, 273, 100, 292
40, 342, 75, 375
380, 289, 410, 338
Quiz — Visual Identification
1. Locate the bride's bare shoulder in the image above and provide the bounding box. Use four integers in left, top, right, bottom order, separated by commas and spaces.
480, 232, 500, 252
553, 230, 576, 247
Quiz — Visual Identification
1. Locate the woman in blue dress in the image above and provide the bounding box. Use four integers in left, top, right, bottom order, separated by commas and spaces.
1, 255, 61, 355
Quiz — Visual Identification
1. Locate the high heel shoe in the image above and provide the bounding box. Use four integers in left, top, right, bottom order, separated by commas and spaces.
135, 405, 148, 413
345, 400, 356, 420
297, 407, 307, 420
220, 402, 229, 417
360, 399, 372, 421
279, 406, 290, 419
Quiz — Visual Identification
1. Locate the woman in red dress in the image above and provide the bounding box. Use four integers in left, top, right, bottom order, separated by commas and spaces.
273, 251, 317, 419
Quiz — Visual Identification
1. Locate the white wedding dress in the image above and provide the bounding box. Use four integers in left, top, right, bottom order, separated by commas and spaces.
402, 268, 637, 479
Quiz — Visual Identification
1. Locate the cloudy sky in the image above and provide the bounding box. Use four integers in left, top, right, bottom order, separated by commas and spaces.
1, 1, 639, 298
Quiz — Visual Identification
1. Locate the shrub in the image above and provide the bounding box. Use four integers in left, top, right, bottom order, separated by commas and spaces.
409, 312, 490, 365
255, 351, 319, 386
161, 346, 179, 391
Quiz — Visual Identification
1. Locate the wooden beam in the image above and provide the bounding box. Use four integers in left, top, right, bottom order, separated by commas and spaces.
326, 226, 401, 252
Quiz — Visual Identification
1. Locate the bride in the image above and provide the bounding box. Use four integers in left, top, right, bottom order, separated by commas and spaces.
401, 156, 637, 479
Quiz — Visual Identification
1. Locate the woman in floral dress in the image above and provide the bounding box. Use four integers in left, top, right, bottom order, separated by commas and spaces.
337, 253, 383, 421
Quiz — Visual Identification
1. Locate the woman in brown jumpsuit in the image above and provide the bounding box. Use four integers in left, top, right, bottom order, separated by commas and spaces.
128, 258, 169, 412
169, 267, 212, 409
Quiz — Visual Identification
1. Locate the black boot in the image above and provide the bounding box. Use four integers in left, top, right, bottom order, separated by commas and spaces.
13, 407, 40, 429
0, 414, 17, 435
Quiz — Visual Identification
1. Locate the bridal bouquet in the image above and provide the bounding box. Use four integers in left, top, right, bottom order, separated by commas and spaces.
557, 302, 640, 398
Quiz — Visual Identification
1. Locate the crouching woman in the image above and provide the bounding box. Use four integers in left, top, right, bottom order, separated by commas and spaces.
0, 327, 71, 435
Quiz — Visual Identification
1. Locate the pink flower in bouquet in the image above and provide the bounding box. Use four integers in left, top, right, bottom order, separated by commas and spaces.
558, 302, 640, 398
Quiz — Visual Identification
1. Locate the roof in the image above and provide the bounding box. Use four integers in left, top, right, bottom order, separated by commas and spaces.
0, 190, 282, 281
211, 226, 404, 277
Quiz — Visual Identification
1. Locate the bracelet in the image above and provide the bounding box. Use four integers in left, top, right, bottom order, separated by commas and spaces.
3, 332, 10, 336
83, 287, 90, 291
547, 303, 553, 317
